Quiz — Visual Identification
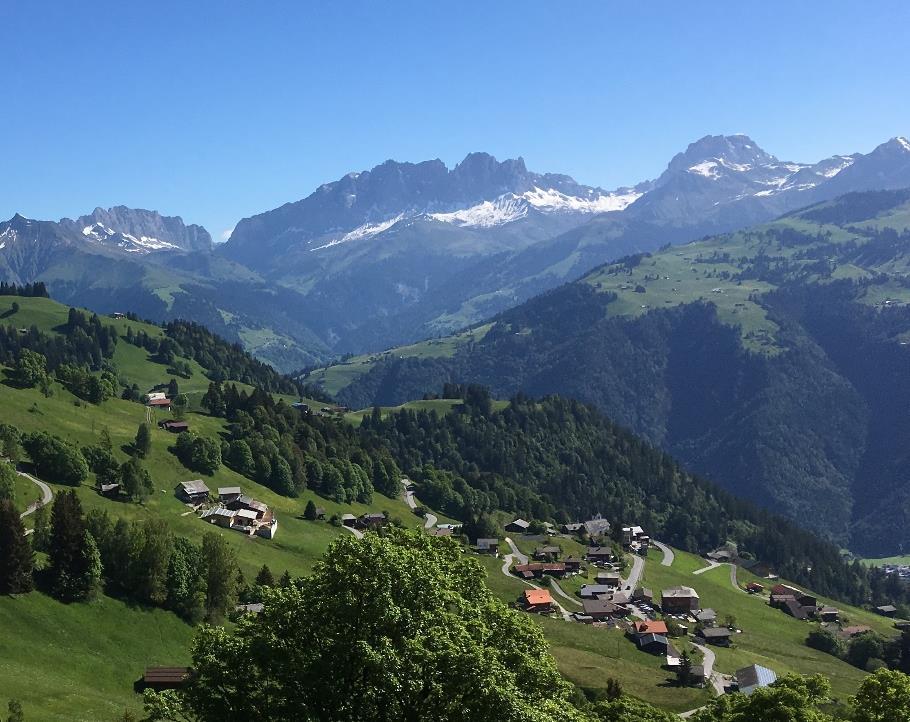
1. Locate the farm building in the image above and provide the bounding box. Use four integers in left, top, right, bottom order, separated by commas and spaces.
176, 480, 210, 504
159, 420, 189, 433
521, 589, 554, 613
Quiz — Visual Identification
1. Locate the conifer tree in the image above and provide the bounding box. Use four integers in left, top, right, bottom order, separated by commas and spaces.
255, 564, 275, 588
303, 500, 318, 520
0, 499, 33, 594
48, 490, 98, 601
135, 423, 152, 458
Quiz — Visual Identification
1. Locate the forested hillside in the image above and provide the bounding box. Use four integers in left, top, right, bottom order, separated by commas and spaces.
314, 189, 910, 554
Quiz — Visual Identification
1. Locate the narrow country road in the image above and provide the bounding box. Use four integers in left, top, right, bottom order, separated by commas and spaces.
17, 470, 52, 519
401, 479, 437, 530
729, 563, 747, 593
623, 552, 645, 591
653, 540, 675, 566
549, 579, 582, 608
691, 641, 725, 696
342, 524, 364, 539
693, 559, 723, 575
504, 537, 528, 565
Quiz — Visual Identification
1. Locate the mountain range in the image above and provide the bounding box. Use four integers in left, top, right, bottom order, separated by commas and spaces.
2, 134, 910, 373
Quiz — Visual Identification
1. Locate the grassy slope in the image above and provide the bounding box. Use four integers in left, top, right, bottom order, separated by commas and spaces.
0, 594, 193, 722
305, 323, 492, 397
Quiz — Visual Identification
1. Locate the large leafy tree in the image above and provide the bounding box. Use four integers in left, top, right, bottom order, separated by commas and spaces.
851, 668, 910, 722
148, 529, 586, 722
692, 674, 833, 722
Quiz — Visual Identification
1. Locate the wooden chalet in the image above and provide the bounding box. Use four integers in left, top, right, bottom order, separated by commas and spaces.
521, 588, 554, 613
159, 419, 189, 433
697, 627, 733, 646
176, 480, 210, 504
142, 667, 193, 691
505, 518, 531, 533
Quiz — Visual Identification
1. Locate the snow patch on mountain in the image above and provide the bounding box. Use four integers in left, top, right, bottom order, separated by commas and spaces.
430, 196, 528, 227
429, 187, 642, 228
311, 215, 405, 251
896, 137, 910, 153
81, 222, 179, 253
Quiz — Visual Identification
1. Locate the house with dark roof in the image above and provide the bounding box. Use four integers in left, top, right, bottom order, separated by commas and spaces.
476, 538, 499, 555
582, 599, 625, 620
561, 522, 583, 534
159, 419, 189, 433
141, 667, 194, 691
876, 604, 898, 617
694, 608, 717, 625
505, 518, 531, 533
579, 584, 613, 599
661, 586, 700, 612
595, 571, 622, 587
637, 633, 671, 655
176, 480, 210, 504
697, 627, 733, 646
533, 546, 561, 561
513, 562, 567, 579
586, 546, 615, 563
816, 606, 839, 623
783, 599, 810, 620
736, 664, 777, 695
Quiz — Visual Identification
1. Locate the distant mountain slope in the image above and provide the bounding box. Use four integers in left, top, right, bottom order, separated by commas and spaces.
310, 189, 910, 555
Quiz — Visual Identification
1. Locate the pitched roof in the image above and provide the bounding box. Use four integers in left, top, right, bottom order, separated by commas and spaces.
523, 589, 553, 606
699, 627, 732, 639
218, 486, 242, 496
582, 599, 622, 615
508, 518, 530, 529
662, 585, 699, 599
637, 633, 669, 648
476, 538, 499, 549
179, 480, 209, 495
143, 667, 192, 684
633, 620, 669, 635
579, 584, 613, 596
737, 664, 777, 693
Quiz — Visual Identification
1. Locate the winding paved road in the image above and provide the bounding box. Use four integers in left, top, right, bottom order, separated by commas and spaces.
691, 642, 725, 695
623, 552, 645, 591
401, 479, 437, 530
504, 537, 528, 565
693, 559, 723, 575
653, 540, 675, 566
17, 470, 52, 520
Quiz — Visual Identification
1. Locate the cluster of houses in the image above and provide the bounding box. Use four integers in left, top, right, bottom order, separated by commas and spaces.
621, 525, 650, 554
176, 481, 279, 539
768, 583, 839, 623
880, 564, 910, 582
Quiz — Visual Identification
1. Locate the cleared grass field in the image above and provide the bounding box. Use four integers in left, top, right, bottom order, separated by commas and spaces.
0, 593, 193, 721
305, 323, 492, 397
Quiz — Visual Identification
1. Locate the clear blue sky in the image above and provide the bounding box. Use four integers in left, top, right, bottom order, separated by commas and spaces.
1, 1, 908, 240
